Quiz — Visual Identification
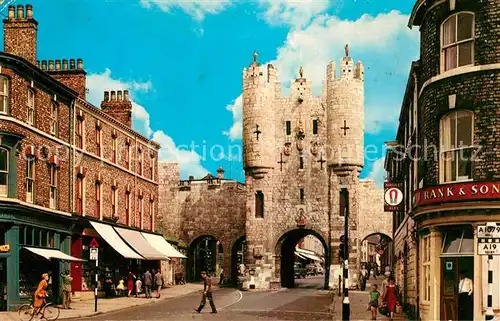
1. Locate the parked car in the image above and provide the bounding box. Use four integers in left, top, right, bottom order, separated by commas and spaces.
316, 264, 324, 275
294, 263, 306, 278
306, 263, 317, 276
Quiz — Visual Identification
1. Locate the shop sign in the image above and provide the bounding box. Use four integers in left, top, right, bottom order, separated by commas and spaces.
0, 244, 10, 253
414, 181, 500, 207
384, 182, 404, 212
89, 248, 99, 260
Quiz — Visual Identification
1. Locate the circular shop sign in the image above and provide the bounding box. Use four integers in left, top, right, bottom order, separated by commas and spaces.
385, 187, 403, 206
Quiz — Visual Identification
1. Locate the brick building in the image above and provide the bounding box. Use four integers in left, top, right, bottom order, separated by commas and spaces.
386, 0, 500, 319
0, 4, 180, 311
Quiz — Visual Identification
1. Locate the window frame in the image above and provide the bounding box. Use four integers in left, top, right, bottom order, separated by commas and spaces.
96, 127, 102, 157
0, 76, 9, 115
0, 147, 8, 197
421, 235, 431, 303
312, 119, 318, 135
440, 12, 475, 73
50, 102, 58, 136
125, 191, 131, 226
286, 121, 291, 136
111, 187, 118, 217
76, 176, 85, 215
138, 196, 143, 229
27, 88, 35, 125
439, 110, 475, 183
26, 157, 35, 203
49, 166, 57, 209
149, 200, 154, 231
95, 181, 102, 220
255, 190, 264, 218
126, 144, 131, 170
76, 118, 84, 149
138, 149, 143, 176
112, 136, 117, 163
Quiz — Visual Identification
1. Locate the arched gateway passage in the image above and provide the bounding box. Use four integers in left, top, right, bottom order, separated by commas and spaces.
276, 229, 330, 289
360, 233, 393, 274
188, 235, 223, 282
231, 236, 246, 284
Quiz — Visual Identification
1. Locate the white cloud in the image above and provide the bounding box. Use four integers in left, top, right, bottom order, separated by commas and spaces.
140, 0, 232, 20
222, 95, 242, 140
86, 69, 209, 179
368, 157, 386, 187
258, 0, 331, 27
223, 10, 419, 137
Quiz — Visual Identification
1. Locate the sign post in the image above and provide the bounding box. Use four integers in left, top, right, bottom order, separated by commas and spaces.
89, 238, 99, 313
477, 222, 498, 321
384, 182, 403, 212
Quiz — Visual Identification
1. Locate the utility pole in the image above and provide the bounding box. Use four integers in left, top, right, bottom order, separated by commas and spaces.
342, 188, 350, 321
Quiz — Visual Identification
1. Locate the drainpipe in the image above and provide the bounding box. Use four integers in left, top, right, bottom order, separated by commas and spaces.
415, 225, 420, 320
69, 99, 75, 216
326, 167, 332, 290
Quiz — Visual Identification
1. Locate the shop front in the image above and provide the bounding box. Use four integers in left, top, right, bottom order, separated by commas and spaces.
71, 218, 176, 299
414, 181, 500, 321
0, 204, 82, 311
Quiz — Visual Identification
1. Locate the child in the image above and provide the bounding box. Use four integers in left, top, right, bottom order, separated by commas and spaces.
368, 284, 381, 320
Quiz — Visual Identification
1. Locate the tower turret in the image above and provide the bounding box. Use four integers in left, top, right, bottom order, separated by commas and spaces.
326, 45, 364, 172
242, 51, 277, 178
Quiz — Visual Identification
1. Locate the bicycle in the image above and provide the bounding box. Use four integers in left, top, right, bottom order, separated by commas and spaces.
18, 296, 60, 321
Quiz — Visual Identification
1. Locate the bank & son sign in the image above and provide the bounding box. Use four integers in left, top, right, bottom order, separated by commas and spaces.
414, 181, 500, 207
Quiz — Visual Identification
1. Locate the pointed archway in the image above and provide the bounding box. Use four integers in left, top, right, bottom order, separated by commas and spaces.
187, 235, 221, 282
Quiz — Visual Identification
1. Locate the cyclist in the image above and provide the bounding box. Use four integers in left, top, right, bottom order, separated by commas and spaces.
34, 273, 49, 313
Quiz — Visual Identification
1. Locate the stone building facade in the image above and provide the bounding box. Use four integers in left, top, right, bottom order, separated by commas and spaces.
0, 4, 167, 310
387, 0, 500, 319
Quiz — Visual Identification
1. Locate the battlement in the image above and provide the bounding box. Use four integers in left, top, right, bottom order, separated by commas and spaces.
38, 58, 85, 72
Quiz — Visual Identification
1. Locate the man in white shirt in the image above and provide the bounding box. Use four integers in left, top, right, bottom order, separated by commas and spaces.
458, 271, 473, 321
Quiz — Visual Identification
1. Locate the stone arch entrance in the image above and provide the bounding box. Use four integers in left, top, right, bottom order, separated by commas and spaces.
187, 235, 223, 282
360, 232, 393, 274
231, 236, 246, 285
275, 229, 330, 289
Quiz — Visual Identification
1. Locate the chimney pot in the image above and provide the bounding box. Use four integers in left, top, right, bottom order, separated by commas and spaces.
8, 6, 15, 20
69, 59, 75, 70
41, 60, 47, 71
110, 91, 116, 101
189, 176, 194, 181
26, 4, 33, 18
104, 91, 109, 101
55, 60, 61, 71
17, 5, 24, 19
36, 60, 40, 68
62, 59, 68, 70
77, 58, 83, 70
48, 60, 54, 71
124, 90, 129, 101
117, 90, 123, 101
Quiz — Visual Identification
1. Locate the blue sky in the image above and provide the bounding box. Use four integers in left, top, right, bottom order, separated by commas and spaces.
3, 0, 420, 184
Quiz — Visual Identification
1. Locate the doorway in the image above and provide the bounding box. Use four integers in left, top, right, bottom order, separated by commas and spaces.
440, 257, 474, 321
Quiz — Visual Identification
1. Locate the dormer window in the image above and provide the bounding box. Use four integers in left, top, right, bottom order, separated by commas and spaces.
441, 12, 475, 72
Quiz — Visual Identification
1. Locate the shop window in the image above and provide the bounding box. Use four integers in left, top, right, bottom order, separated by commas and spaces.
255, 191, 264, 218
41, 230, 47, 248
111, 136, 117, 163
47, 231, 54, 247
49, 166, 57, 209
441, 12, 474, 72
26, 157, 35, 203
95, 182, 102, 219
76, 176, 84, 215
50, 102, 58, 136
286, 121, 291, 136
27, 88, 35, 125
0, 76, 9, 114
26, 226, 33, 245
441, 226, 474, 255
0, 147, 8, 197
422, 235, 431, 302
96, 127, 102, 157
33, 228, 40, 246
312, 119, 318, 135
19, 226, 25, 245
440, 110, 474, 183
76, 118, 84, 149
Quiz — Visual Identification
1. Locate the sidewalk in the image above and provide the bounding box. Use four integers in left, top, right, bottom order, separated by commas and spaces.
1, 283, 201, 321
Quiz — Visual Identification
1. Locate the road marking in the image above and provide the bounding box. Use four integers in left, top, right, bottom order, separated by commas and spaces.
228, 308, 332, 315
219, 290, 243, 310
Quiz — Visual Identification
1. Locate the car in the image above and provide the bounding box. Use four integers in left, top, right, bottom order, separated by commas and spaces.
316, 265, 324, 275
294, 263, 306, 278
306, 263, 317, 276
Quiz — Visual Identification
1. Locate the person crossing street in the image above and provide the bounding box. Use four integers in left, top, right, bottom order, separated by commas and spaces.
194, 271, 217, 314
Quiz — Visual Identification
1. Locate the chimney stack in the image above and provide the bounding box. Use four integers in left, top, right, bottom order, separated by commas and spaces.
189, 176, 194, 181
46, 57, 87, 98
4, 4, 38, 64
101, 89, 132, 127
217, 167, 224, 179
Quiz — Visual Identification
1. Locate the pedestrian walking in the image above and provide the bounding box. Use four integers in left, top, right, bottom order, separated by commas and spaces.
127, 271, 136, 297
382, 276, 401, 321
61, 270, 73, 309
194, 271, 217, 314
367, 284, 380, 320
135, 277, 142, 298
155, 270, 163, 298
143, 269, 153, 298
360, 264, 368, 291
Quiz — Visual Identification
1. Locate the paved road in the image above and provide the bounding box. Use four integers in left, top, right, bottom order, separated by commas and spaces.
77, 276, 404, 321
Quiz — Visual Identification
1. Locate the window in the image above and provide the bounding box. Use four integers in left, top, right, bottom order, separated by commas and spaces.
0, 76, 8, 114
138, 149, 143, 176
126, 144, 131, 169
27, 89, 35, 125
440, 110, 474, 183
76, 177, 84, 215
125, 191, 131, 226
95, 182, 102, 219
422, 235, 431, 302
138, 196, 143, 228
49, 166, 57, 209
286, 121, 291, 136
299, 156, 304, 169
76, 119, 83, 149
300, 188, 304, 202
50, 103, 58, 136
111, 187, 117, 217
442, 12, 474, 71
96, 128, 102, 157
26, 157, 35, 203
150, 156, 155, 180
255, 191, 264, 218
441, 226, 474, 255
112, 137, 117, 163
149, 200, 154, 231
313, 119, 318, 135
339, 188, 348, 216
0, 148, 8, 197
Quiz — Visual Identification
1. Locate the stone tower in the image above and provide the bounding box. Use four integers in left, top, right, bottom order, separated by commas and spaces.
242, 46, 365, 290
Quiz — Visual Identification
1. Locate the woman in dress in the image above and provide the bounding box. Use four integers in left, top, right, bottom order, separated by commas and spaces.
34, 273, 49, 311
127, 271, 135, 297
382, 276, 400, 321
